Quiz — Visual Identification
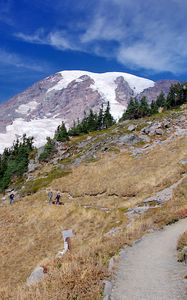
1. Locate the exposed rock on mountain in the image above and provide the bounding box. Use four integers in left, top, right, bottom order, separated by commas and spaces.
0, 70, 178, 152
138, 80, 178, 102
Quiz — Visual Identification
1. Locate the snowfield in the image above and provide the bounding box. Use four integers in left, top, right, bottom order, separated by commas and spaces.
0, 118, 63, 153
47, 71, 155, 120
15, 100, 38, 114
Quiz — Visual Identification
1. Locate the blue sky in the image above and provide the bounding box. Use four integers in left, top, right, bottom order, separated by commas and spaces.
0, 0, 187, 102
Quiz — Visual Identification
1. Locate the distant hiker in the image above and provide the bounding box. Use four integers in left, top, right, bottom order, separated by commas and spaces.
9, 193, 15, 205
48, 191, 53, 205
55, 192, 64, 205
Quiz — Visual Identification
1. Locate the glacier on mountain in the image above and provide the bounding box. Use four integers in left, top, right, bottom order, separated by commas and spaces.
0, 118, 62, 153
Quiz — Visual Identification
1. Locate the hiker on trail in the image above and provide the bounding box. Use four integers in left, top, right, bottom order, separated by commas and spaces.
48, 191, 53, 205
55, 192, 64, 205
9, 193, 15, 205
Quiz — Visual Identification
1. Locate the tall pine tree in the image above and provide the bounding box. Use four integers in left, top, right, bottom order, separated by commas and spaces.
54, 122, 69, 142
103, 102, 115, 128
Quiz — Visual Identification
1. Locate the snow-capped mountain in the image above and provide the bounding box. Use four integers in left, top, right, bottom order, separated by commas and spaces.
0, 70, 177, 153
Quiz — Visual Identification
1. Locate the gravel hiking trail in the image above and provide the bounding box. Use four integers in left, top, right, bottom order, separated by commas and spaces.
111, 218, 187, 300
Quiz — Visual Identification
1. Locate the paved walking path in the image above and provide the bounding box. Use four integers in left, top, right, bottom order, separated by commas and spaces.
111, 218, 187, 300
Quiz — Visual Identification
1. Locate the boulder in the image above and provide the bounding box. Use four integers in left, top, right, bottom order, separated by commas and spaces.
118, 134, 141, 145
139, 134, 151, 143
108, 255, 119, 272
128, 124, 136, 132
180, 159, 187, 165
162, 120, 171, 128
141, 122, 164, 136
155, 128, 164, 135
27, 266, 45, 286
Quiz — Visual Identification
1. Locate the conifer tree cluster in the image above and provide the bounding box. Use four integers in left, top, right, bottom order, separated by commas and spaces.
0, 135, 34, 191
120, 83, 187, 121
54, 122, 69, 142
68, 102, 115, 136
38, 137, 56, 162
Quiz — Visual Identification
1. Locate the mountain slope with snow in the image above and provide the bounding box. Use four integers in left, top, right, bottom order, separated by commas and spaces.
0, 70, 177, 153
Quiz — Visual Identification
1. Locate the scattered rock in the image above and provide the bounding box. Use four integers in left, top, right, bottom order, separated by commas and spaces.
141, 122, 164, 136
28, 159, 37, 173
128, 124, 136, 132
155, 128, 164, 135
27, 266, 45, 286
180, 104, 187, 110
127, 206, 149, 218
179, 159, 187, 165
158, 107, 164, 113
139, 134, 151, 143
162, 120, 171, 128
132, 148, 143, 156
105, 227, 121, 237
143, 176, 187, 205
108, 255, 119, 272
118, 134, 141, 145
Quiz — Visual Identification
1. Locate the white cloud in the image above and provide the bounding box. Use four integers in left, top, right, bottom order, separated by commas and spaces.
15, 29, 79, 52
15, 0, 187, 74
117, 43, 179, 73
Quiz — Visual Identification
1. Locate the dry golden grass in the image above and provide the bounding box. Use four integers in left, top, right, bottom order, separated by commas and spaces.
52, 136, 187, 202
0, 135, 187, 299
140, 176, 187, 228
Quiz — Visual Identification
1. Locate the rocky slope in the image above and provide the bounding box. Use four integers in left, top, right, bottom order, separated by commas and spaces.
0, 70, 177, 152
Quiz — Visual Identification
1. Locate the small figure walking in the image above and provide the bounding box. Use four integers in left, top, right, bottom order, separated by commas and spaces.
48, 191, 53, 205
9, 193, 15, 205
55, 192, 61, 205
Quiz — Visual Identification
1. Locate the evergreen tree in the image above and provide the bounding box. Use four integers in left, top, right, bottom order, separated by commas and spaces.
156, 91, 166, 108
150, 101, 158, 115
166, 84, 183, 108
39, 137, 56, 162
97, 104, 104, 130
54, 122, 69, 142
87, 109, 98, 131
68, 120, 79, 136
69, 103, 115, 136
103, 102, 115, 128
80, 112, 89, 134
0, 135, 34, 191
139, 96, 150, 117
121, 98, 141, 120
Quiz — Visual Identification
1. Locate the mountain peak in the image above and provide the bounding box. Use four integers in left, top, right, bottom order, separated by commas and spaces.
0, 70, 177, 153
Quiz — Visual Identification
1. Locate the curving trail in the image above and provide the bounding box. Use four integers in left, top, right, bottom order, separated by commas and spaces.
111, 218, 187, 300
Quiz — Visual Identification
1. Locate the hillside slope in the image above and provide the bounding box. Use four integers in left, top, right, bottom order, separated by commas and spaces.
0, 108, 187, 299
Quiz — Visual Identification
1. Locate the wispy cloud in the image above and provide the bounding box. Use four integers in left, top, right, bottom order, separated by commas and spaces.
0, 49, 46, 72
15, 0, 187, 74
15, 29, 79, 51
